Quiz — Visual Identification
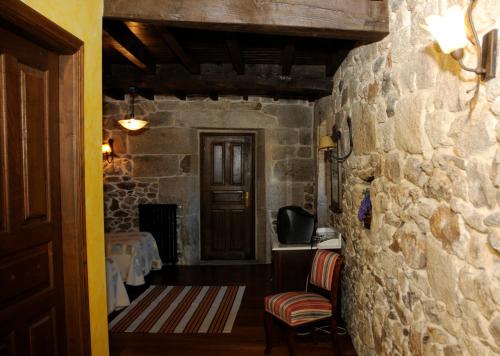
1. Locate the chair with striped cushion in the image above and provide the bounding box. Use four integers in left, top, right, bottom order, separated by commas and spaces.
264, 250, 344, 356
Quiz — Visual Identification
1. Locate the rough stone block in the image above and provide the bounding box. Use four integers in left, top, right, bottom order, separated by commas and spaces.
268, 128, 299, 145
352, 102, 377, 155
159, 176, 198, 214
299, 129, 312, 145
262, 104, 313, 128
266, 182, 308, 210
133, 155, 180, 177
128, 127, 196, 154
394, 92, 428, 154
273, 159, 315, 182
177, 110, 277, 129
271, 145, 296, 160
426, 238, 461, 316
146, 111, 177, 127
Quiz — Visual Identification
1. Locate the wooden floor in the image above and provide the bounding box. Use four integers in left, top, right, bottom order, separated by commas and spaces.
109, 265, 357, 356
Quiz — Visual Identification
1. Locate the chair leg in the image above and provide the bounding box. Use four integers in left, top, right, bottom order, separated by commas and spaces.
331, 317, 341, 356
264, 312, 273, 354
287, 327, 297, 356
311, 326, 318, 344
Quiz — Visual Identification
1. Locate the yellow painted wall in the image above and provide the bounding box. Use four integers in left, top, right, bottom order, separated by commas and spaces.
21, 1, 108, 355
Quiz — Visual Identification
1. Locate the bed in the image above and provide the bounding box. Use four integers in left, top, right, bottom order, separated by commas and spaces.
106, 257, 130, 314
105, 231, 163, 286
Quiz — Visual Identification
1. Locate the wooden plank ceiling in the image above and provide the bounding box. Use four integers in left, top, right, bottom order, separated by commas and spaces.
103, 0, 389, 101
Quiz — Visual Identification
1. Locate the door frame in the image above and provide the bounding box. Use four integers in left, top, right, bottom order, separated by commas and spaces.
199, 131, 257, 261
0, 1, 90, 355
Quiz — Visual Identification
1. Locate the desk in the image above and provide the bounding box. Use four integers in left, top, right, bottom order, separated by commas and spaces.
271, 239, 342, 293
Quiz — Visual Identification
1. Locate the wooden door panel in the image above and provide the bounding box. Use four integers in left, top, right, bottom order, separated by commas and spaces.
211, 190, 244, 203
19, 64, 50, 224
0, 55, 8, 234
210, 210, 225, 251
228, 210, 244, 251
201, 134, 255, 260
0, 243, 53, 306
0, 26, 65, 356
28, 311, 57, 356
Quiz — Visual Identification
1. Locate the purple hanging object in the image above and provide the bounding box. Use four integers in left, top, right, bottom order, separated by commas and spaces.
358, 193, 372, 221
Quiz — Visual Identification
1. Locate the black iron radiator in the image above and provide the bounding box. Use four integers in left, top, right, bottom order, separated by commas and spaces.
139, 204, 178, 264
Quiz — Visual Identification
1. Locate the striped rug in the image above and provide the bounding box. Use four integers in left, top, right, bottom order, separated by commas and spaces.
109, 285, 246, 334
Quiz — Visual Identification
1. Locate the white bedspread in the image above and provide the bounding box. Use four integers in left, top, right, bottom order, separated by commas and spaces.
106, 231, 163, 286
106, 257, 130, 314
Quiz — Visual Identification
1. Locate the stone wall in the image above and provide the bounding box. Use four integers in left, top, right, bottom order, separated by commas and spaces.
319, 0, 500, 354
103, 96, 315, 264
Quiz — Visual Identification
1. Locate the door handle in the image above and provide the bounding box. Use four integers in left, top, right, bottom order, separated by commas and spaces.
245, 191, 250, 208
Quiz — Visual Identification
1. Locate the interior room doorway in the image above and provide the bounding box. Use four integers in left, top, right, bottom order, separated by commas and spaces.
200, 133, 255, 260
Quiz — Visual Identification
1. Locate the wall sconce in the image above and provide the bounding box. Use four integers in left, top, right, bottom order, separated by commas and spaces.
423, 1, 497, 83
102, 138, 114, 163
318, 117, 353, 163
118, 87, 149, 131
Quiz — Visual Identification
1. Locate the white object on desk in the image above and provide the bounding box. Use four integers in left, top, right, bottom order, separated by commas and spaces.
316, 238, 342, 249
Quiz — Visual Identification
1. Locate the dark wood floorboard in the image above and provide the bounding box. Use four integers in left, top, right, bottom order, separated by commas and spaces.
109, 265, 357, 356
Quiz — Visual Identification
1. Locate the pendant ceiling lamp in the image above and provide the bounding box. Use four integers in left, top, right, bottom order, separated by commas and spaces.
118, 87, 149, 131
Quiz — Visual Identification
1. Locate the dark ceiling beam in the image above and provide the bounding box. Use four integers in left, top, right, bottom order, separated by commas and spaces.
225, 35, 244, 74
174, 92, 187, 101
325, 49, 350, 77
104, 64, 332, 100
104, 0, 389, 42
104, 88, 125, 100
154, 26, 200, 74
137, 88, 155, 100
281, 39, 295, 76
325, 41, 355, 77
103, 19, 156, 73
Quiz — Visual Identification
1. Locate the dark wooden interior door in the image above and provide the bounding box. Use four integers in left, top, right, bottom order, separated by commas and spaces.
201, 133, 255, 260
0, 28, 66, 355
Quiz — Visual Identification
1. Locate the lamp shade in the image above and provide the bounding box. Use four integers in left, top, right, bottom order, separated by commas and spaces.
118, 118, 149, 131
422, 5, 468, 54
319, 135, 336, 150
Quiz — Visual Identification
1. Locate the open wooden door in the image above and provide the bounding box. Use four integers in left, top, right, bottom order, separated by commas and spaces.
200, 133, 255, 260
0, 2, 89, 355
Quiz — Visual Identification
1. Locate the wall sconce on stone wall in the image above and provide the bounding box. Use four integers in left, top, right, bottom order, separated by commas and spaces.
318, 117, 353, 163
423, 1, 497, 98
102, 138, 114, 163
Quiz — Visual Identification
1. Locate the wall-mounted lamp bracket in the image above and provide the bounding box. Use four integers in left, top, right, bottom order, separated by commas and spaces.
450, 29, 497, 80
482, 29, 497, 80
329, 117, 353, 163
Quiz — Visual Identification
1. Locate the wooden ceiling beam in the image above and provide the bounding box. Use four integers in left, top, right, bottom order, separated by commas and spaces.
104, 0, 389, 42
281, 39, 295, 76
325, 41, 355, 76
104, 88, 126, 100
226, 35, 244, 75
103, 19, 156, 73
104, 64, 332, 100
154, 26, 200, 74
